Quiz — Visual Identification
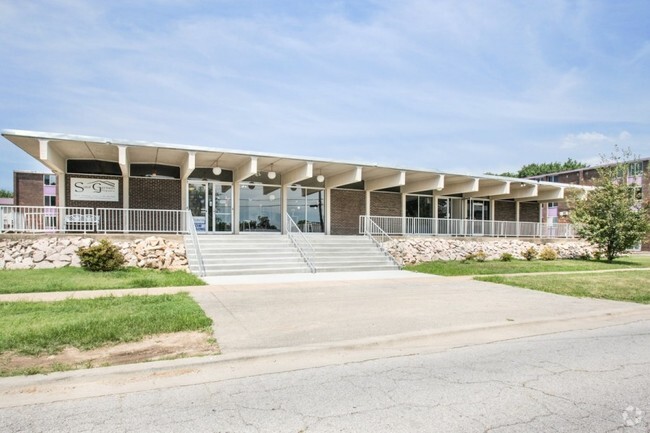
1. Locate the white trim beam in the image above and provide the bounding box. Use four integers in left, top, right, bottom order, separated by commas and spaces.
180, 151, 196, 181
365, 171, 406, 191
439, 178, 479, 195
235, 157, 258, 182
401, 175, 444, 194
117, 145, 129, 176
497, 184, 539, 200
282, 162, 313, 186
464, 181, 510, 198
518, 187, 564, 202
38, 139, 65, 173
325, 167, 362, 189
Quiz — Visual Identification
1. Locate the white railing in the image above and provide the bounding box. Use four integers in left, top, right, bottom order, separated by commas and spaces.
359, 216, 576, 239
96, 208, 187, 233
286, 213, 316, 273
0, 206, 192, 234
184, 209, 206, 277
361, 216, 402, 268
1, 206, 96, 233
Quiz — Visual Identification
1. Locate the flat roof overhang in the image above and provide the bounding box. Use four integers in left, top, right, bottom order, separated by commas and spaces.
1, 129, 591, 201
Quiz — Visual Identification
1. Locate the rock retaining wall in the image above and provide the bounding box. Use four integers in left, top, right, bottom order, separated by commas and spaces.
384, 237, 596, 266
0, 236, 188, 271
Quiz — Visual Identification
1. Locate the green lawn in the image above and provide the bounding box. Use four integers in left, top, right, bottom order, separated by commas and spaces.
405, 256, 650, 276
0, 293, 213, 356
0, 267, 205, 294
476, 270, 650, 304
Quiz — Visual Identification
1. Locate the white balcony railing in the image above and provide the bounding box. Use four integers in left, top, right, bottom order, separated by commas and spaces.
0, 206, 190, 234
360, 216, 576, 239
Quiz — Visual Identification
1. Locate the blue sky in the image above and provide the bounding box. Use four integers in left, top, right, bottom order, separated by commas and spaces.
1, 0, 649, 190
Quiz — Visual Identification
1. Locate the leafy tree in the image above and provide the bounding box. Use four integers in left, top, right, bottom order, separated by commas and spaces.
568, 149, 650, 262
488, 158, 588, 178
0, 189, 13, 198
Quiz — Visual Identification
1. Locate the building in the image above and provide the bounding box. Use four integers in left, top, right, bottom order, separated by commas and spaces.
13, 171, 57, 207
529, 158, 650, 250
1, 129, 586, 238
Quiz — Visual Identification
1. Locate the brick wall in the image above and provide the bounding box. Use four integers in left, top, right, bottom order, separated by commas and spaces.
14, 172, 43, 206
129, 178, 182, 210
494, 201, 515, 221
330, 189, 365, 235
370, 191, 401, 216
65, 174, 123, 209
520, 202, 539, 222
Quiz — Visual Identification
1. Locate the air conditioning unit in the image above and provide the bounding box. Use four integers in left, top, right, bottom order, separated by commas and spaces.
559, 211, 569, 216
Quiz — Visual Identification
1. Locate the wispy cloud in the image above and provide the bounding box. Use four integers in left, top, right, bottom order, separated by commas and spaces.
1, 0, 649, 189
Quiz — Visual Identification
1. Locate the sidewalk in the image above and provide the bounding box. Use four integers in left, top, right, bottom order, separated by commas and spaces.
2, 270, 650, 408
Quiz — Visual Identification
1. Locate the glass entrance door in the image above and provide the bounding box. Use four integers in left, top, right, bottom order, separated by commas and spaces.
188, 181, 233, 233
468, 200, 489, 236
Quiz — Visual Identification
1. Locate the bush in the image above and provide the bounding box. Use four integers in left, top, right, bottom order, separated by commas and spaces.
461, 252, 476, 263
77, 239, 125, 272
539, 246, 558, 261
475, 250, 487, 262
593, 250, 603, 261
521, 247, 538, 261
500, 252, 514, 262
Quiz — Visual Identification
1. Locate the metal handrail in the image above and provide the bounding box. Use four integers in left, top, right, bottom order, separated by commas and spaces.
185, 209, 206, 277
285, 213, 316, 273
362, 217, 401, 268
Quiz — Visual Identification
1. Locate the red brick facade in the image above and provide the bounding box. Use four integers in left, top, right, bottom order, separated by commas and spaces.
330, 189, 365, 235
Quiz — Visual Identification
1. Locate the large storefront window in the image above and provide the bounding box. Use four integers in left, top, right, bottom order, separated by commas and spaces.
239, 183, 281, 232
406, 195, 433, 218
287, 187, 325, 233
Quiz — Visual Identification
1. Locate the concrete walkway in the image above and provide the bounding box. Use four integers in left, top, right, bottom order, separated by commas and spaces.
3, 269, 650, 408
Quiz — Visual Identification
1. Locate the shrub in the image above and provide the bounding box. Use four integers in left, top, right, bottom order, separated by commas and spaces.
77, 239, 125, 272
500, 252, 514, 262
475, 250, 487, 262
593, 250, 603, 261
539, 246, 558, 261
461, 252, 476, 264
521, 247, 538, 261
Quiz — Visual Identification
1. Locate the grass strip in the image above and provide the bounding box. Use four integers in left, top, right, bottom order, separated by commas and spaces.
476, 270, 650, 304
405, 256, 650, 276
0, 267, 205, 294
0, 293, 213, 355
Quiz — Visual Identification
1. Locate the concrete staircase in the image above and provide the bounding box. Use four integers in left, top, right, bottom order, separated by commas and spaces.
305, 235, 400, 272
185, 234, 310, 277
185, 234, 399, 277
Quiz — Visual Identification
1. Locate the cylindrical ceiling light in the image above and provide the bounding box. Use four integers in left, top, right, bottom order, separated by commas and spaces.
268, 163, 276, 179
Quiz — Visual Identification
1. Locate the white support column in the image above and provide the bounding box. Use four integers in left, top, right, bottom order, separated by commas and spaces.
281, 185, 288, 235
365, 190, 371, 216
490, 199, 496, 237
515, 201, 520, 237
123, 176, 130, 233
433, 195, 438, 236
401, 193, 406, 236
233, 182, 240, 234
325, 188, 331, 235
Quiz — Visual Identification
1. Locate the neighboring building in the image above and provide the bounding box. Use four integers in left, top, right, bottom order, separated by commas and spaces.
0, 198, 13, 205
1, 129, 587, 237
529, 158, 650, 251
13, 171, 57, 207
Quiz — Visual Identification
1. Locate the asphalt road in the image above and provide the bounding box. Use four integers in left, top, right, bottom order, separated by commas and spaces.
2, 320, 650, 433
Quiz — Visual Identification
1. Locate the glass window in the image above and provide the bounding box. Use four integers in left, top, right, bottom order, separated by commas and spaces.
44, 195, 56, 206
629, 162, 643, 176
286, 187, 325, 233
239, 183, 281, 232
406, 196, 419, 217
44, 174, 56, 186
406, 195, 433, 218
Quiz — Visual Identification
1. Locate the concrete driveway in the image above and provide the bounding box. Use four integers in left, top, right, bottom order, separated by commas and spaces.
192, 270, 650, 355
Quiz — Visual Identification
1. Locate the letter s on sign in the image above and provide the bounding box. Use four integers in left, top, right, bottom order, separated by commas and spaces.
74, 182, 84, 192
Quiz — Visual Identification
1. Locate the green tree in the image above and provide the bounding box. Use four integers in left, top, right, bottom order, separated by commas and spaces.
488, 158, 588, 178
568, 150, 650, 262
0, 189, 13, 198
